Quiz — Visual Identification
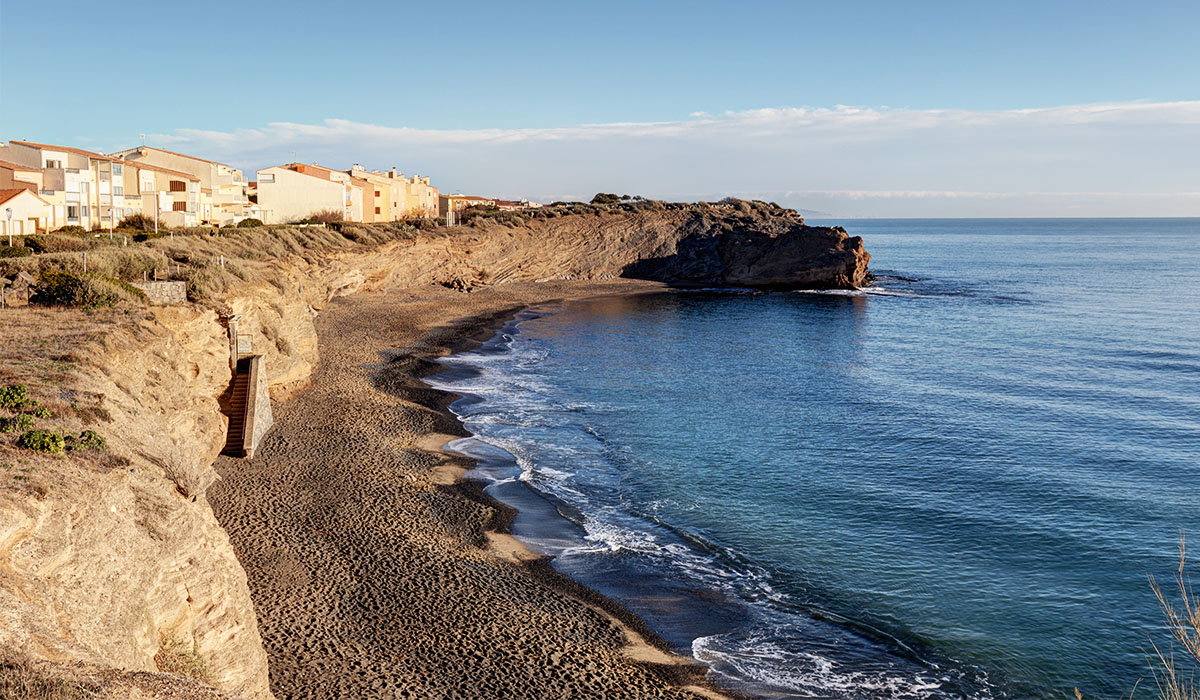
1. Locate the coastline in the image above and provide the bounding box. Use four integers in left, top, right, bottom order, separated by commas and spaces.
208, 278, 742, 700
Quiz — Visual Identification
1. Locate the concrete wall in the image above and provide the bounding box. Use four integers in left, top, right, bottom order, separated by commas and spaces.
130, 281, 187, 305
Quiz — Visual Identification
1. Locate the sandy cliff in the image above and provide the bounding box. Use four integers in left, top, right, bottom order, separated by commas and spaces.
0, 201, 868, 698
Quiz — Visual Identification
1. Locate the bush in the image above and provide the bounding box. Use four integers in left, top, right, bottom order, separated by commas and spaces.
590, 193, 622, 205
24, 235, 91, 254
0, 415, 34, 433
300, 209, 343, 224
53, 225, 86, 234
0, 246, 31, 258
0, 385, 30, 409
236, 218, 264, 228
16, 430, 65, 453
66, 429, 106, 451
35, 269, 147, 309
30, 407, 52, 419
116, 213, 158, 231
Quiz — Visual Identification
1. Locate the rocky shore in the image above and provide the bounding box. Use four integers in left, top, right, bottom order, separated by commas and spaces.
0, 201, 867, 698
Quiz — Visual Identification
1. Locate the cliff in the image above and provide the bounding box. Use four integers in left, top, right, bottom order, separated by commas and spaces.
0, 201, 869, 698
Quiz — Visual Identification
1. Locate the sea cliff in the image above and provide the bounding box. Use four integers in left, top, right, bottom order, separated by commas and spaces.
0, 201, 868, 698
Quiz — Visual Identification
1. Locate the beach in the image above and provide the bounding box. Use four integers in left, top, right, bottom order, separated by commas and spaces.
207, 278, 736, 700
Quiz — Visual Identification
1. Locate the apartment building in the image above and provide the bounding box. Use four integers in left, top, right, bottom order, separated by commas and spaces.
5, 140, 110, 229
256, 163, 361, 224
406, 174, 439, 216
113, 146, 249, 225
348, 165, 406, 222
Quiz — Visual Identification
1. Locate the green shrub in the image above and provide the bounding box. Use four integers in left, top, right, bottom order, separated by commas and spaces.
53, 225, 86, 234
30, 407, 52, 419
66, 429, 106, 451
236, 218, 264, 228
16, 430, 65, 453
0, 246, 32, 258
0, 385, 30, 409
35, 269, 147, 308
590, 193, 622, 205
0, 415, 34, 433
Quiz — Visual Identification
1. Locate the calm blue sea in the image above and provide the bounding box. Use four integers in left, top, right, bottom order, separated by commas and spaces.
427, 219, 1200, 699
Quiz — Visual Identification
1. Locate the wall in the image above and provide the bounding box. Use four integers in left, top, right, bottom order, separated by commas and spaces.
256, 168, 345, 224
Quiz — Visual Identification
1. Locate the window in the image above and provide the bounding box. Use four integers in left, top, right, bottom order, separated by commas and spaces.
114, 185, 124, 196
169, 180, 186, 192
173, 201, 187, 212
112, 163, 123, 176
259, 173, 275, 184
81, 206, 89, 218
67, 205, 79, 221
375, 207, 381, 215
375, 190, 381, 197
45, 159, 62, 169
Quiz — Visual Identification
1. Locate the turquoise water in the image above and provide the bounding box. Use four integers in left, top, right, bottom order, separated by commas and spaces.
427, 219, 1200, 699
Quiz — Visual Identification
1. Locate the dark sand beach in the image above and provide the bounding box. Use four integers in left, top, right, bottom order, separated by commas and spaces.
208, 279, 736, 700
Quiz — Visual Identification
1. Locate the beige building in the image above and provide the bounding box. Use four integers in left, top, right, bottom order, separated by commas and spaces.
5, 140, 113, 230
406, 175, 438, 216
113, 146, 250, 225
256, 163, 361, 224
439, 194, 496, 218
0, 189, 53, 237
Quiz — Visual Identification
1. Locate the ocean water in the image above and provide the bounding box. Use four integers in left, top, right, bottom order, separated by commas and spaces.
426, 219, 1200, 699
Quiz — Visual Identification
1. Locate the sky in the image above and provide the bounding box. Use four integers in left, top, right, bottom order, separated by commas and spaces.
1, 0, 1197, 217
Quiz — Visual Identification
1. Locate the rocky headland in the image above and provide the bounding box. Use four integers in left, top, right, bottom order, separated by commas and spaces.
0, 200, 868, 699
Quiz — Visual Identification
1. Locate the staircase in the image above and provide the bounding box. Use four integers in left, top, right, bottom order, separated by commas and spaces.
222, 357, 252, 456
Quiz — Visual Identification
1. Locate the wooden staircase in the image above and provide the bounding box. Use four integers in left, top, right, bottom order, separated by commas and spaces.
222, 357, 252, 456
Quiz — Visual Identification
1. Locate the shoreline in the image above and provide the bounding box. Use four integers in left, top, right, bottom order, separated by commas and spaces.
209, 278, 743, 700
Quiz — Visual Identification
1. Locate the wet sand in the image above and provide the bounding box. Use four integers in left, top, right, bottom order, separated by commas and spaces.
209, 279, 737, 700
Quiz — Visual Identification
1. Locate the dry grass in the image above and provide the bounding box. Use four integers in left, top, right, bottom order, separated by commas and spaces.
0, 653, 100, 700
1148, 534, 1200, 700
143, 441, 217, 501
154, 634, 213, 684
0, 222, 421, 304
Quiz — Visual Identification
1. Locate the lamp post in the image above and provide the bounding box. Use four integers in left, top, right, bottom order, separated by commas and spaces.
5, 208, 11, 246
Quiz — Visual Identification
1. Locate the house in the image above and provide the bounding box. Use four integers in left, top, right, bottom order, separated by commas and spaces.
113, 146, 250, 225
406, 175, 439, 216
438, 194, 496, 217
495, 199, 543, 211
5, 140, 114, 230
0, 189, 53, 238
127, 161, 202, 228
256, 163, 361, 224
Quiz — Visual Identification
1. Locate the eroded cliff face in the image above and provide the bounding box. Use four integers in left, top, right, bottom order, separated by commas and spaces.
0, 202, 869, 698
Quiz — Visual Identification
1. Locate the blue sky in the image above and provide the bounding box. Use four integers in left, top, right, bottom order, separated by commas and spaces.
2, 0, 1197, 216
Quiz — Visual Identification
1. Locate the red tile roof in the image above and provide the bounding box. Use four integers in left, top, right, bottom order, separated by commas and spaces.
0, 159, 41, 172
0, 188, 50, 206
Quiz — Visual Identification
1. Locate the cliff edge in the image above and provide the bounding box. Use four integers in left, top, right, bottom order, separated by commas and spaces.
0, 200, 868, 699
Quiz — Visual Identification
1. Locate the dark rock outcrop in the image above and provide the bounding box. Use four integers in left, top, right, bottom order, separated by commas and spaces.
462, 199, 871, 290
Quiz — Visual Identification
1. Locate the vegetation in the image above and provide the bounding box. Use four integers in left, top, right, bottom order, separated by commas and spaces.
15, 430, 65, 453
0, 385, 30, 409
298, 209, 343, 224
66, 430, 106, 452
1145, 534, 1200, 700
0, 653, 101, 700
24, 235, 93, 254
116, 213, 158, 231
0, 415, 34, 433
590, 193, 645, 205
34, 270, 147, 309
0, 246, 32, 258
146, 442, 217, 500
154, 635, 212, 683
236, 218, 264, 228
52, 225, 86, 234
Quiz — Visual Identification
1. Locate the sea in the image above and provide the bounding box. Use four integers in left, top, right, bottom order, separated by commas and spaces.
425, 219, 1200, 699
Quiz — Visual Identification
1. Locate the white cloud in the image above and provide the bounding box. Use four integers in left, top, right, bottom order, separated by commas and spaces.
137, 100, 1200, 217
